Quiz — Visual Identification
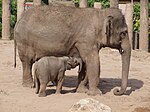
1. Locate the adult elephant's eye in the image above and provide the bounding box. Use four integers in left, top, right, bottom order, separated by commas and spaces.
120, 31, 127, 39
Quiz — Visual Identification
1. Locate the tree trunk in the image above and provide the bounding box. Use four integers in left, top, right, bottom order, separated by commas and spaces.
33, 0, 42, 6
125, 3, 133, 49
139, 0, 149, 51
79, 0, 87, 8
110, 0, 119, 8
17, 0, 25, 21
2, 0, 10, 40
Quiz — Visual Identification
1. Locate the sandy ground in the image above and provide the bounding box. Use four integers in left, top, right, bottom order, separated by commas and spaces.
0, 40, 150, 112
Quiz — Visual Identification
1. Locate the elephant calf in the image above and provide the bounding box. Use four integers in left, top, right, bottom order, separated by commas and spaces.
32, 56, 82, 97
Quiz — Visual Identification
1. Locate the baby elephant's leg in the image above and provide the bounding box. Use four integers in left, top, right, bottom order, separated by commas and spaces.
35, 81, 40, 94
55, 71, 65, 94
35, 78, 40, 94
39, 83, 47, 97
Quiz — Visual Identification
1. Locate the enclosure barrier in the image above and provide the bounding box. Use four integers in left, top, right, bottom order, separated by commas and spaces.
132, 32, 150, 52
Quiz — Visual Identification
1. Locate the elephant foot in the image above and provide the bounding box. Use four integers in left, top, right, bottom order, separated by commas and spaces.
31, 83, 35, 88
87, 88, 102, 96
55, 91, 61, 94
38, 92, 46, 97
76, 85, 88, 93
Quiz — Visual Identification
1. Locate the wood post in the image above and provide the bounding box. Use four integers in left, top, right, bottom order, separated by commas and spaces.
119, 3, 133, 49
79, 0, 87, 8
110, 0, 119, 8
125, 3, 133, 48
33, 0, 42, 6
17, 0, 25, 21
2, 0, 10, 40
94, 2, 102, 9
139, 0, 149, 51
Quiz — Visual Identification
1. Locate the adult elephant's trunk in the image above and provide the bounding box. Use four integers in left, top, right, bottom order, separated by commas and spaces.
113, 37, 131, 95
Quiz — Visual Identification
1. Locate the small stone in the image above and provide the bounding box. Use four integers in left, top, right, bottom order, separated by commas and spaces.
69, 98, 111, 112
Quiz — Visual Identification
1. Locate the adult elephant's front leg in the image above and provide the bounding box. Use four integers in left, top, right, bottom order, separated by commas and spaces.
77, 44, 101, 96
86, 48, 101, 95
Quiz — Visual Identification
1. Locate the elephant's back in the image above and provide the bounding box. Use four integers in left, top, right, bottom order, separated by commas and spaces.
38, 56, 62, 70
15, 4, 99, 38
14, 5, 79, 48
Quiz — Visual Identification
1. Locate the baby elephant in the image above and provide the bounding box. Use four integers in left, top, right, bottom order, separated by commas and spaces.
32, 56, 82, 97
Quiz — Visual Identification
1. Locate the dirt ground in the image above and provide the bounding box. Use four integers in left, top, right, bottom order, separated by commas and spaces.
0, 40, 150, 112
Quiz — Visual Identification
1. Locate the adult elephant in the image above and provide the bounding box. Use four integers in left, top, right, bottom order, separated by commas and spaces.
14, 4, 131, 96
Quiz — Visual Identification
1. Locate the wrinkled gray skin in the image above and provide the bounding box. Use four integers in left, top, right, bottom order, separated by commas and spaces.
14, 4, 131, 96
32, 56, 82, 97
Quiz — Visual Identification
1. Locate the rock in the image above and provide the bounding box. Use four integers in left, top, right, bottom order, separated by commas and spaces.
68, 98, 111, 112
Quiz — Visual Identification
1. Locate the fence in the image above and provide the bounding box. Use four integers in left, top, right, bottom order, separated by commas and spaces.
132, 32, 150, 52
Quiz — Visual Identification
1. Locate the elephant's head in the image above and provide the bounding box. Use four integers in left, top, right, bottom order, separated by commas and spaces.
102, 11, 131, 95
66, 57, 82, 72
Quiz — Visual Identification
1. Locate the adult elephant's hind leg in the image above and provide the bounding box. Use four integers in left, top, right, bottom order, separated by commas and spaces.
21, 60, 33, 87
18, 45, 34, 87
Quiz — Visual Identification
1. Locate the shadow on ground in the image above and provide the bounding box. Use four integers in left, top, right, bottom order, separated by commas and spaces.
45, 76, 143, 96
100, 78, 143, 95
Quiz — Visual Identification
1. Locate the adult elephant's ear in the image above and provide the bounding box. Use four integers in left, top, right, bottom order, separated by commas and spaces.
104, 16, 114, 45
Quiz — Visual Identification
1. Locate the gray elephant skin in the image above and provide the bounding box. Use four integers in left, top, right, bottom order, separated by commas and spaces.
32, 56, 82, 97
14, 4, 131, 96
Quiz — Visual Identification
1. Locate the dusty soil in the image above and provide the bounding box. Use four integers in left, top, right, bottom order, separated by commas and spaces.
0, 40, 150, 112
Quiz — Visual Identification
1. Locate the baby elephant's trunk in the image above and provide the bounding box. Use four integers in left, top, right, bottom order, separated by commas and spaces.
75, 58, 83, 73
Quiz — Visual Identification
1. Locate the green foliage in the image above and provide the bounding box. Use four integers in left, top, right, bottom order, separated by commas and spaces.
74, 0, 109, 8
10, 0, 17, 28
10, 0, 17, 39
133, 3, 140, 32
100, 0, 109, 8
88, 0, 109, 8
133, 3, 150, 32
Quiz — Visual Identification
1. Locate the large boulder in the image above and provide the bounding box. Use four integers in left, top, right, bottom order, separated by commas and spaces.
69, 98, 111, 112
